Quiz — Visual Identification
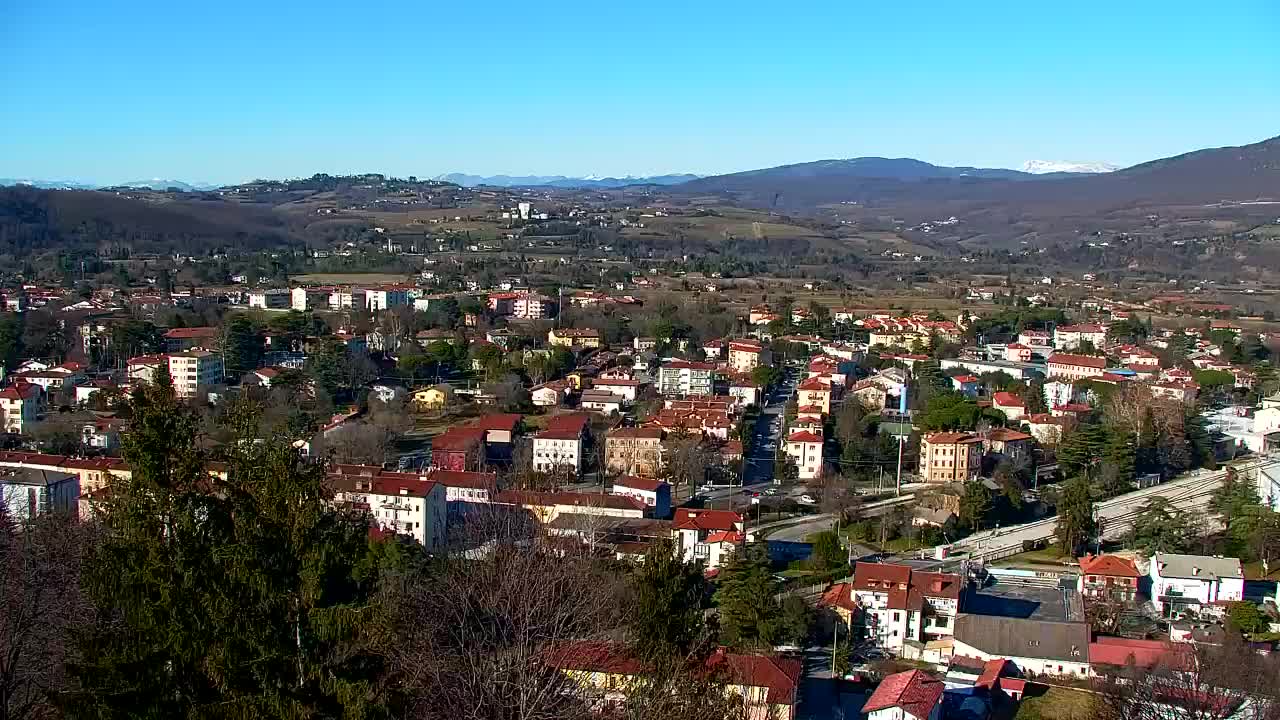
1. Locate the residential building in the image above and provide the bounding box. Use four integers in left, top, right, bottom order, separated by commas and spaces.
919, 433, 983, 483
673, 508, 744, 570
531, 381, 571, 407
1017, 330, 1052, 348
1023, 413, 1067, 445
952, 613, 1091, 678
0, 467, 79, 521
127, 355, 167, 384
782, 431, 824, 480
580, 389, 625, 415
291, 286, 330, 311
164, 326, 219, 351
0, 383, 42, 434
1004, 342, 1033, 363
610, 476, 671, 518
851, 379, 891, 411
167, 351, 224, 398
430, 427, 486, 472
1046, 354, 1107, 381
330, 473, 447, 550
590, 378, 641, 402
605, 427, 665, 477
983, 428, 1033, 466
1148, 553, 1244, 616
830, 564, 963, 656
545, 642, 801, 720
512, 292, 555, 319
467, 413, 521, 462
951, 375, 979, 398
658, 360, 715, 397
727, 340, 770, 373
413, 384, 454, 411
365, 286, 409, 311
548, 328, 602, 350
991, 392, 1026, 421
532, 414, 590, 475
729, 377, 762, 407
328, 288, 367, 311
796, 376, 833, 414
248, 288, 291, 309
862, 670, 944, 720
1077, 554, 1141, 604
1054, 323, 1108, 351
493, 489, 648, 525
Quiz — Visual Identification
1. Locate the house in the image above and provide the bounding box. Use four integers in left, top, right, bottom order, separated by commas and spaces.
248, 288, 291, 309
242, 367, 283, 388
862, 670, 944, 720
951, 375, 979, 398
127, 355, 167, 384
167, 350, 224, 398
605, 427, 665, 477
81, 418, 126, 451
75, 379, 116, 405
493, 490, 648, 525
590, 377, 641, 403
952, 613, 1091, 678
430, 427, 486, 472
365, 286, 409, 311
983, 428, 1033, 466
1150, 380, 1199, 404
632, 336, 659, 352
728, 377, 762, 407
1077, 554, 1141, 604
1023, 413, 1067, 446
531, 381, 571, 408
990, 392, 1025, 421
1148, 553, 1244, 617
1004, 343, 1033, 363
610, 476, 671, 518
413, 384, 454, 411
727, 340, 770, 373
532, 414, 591, 476
702, 339, 725, 360
782, 431, 824, 480
919, 433, 983, 483
425, 469, 497, 505
370, 382, 407, 404
329, 473, 447, 550
1017, 330, 1052, 348
0, 467, 79, 521
838, 563, 963, 656
796, 376, 833, 414
851, 379, 891, 411
657, 360, 715, 397
468, 413, 521, 462
545, 642, 801, 720
548, 328, 602, 350
580, 389, 625, 414
163, 326, 219, 351
291, 286, 330, 311
0, 383, 43, 434
1054, 323, 1108, 351
1046, 354, 1107, 381
673, 508, 744, 569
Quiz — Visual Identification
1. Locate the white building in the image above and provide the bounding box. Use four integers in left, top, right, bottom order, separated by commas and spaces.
329, 288, 367, 311
291, 287, 330, 311
330, 474, 447, 550
1053, 324, 1108, 351
0, 383, 43, 434
1148, 553, 1244, 616
167, 351, 224, 398
248, 288, 291, 309
782, 431, 824, 480
727, 341, 769, 373
862, 670, 944, 720
532, 429, 584, 475
0, 468, 79, 522
366, 287, 409, 312
658, 361, 715, 397
672, 508, 744, 570
843, 564, 962, 655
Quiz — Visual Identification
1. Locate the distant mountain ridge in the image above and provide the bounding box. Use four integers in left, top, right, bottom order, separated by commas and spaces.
432, 173, 701, 189
0, 178, 221, 191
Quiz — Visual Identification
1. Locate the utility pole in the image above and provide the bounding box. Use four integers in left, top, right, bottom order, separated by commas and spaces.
895, 435, 905, 497
832, 618, 839, 676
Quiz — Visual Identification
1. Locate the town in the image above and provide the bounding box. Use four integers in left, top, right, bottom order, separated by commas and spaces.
3, 234, 1280, 720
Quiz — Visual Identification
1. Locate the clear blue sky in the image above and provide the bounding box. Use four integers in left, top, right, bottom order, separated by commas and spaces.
3, 0, 1277, 185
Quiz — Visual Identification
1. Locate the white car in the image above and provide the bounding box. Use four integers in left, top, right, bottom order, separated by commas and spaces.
799, 494, 817, 505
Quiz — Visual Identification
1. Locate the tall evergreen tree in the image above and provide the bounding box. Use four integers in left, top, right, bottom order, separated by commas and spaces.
1055, 476, 1098, 556
67, 388, 388, 718
1058, 423, 1107, 480
631, 540, 706, 661
959, 482, 994, 531
1099, 430, 1137, 498
1128, 497, 1194, 555
712, 542, 778, 648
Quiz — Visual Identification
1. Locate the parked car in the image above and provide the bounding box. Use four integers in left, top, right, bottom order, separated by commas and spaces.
799, 494, 817, 505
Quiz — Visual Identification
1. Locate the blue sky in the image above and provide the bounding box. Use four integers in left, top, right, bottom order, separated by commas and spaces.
3, 0, 1277, 185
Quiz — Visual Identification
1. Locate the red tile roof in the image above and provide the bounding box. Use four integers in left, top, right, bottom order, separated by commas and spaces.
425, 470, 496, 489
673, 508, 742, 532
469, 413, 522, 432
986, 428, 1033, 442
1078, 554, 1140, 578
992, 391, 1025, 408
785, 431, 824, 444
1088, 636, 1191, 670
1048, 353, 1108, 369
863, 670, 944, 717
705, 530, 745, 544
495, 490, 646, 512
923, 432, 981, 445
0, 383, 41, 400
431, 427, 486, 451
163, 326, 218, 339
613, 475, 667, 493
819, 582, 858, 612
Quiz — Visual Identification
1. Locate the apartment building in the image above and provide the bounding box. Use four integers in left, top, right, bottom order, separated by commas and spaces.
1046, 353, 1107, 381
291, 286, 331, 311
1054, 324, 1108, 351
547, 328, 602, 350
248, 288, 291, 309
823, 563, 963, 656
365, 286, 409, 311
167, 350, 224, 398
329, 473, 447, 550
531, 414, 591, 476
605, 427, 665, 477
0, 383, 42, 434
919, 432, 983, 483
796, 376, 833, 414
728, 341, 770, 373
783, 431, 824, 480
328, 288, 367, 311
658, 360, 716, 397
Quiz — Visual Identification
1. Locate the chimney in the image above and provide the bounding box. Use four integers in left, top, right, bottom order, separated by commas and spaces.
400, 488, 409, 496
1192, 567, 1200, 576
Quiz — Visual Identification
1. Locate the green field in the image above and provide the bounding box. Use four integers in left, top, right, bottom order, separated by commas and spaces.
1014, 686, 1095, 720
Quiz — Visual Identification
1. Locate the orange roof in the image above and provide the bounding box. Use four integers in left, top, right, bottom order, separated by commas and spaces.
785, 431, 823, 444
1079, 554, 1140, 578
992, 391, 1024, 407
673, 508, 742, 532
1048, 353, 1107, 369
863, 670, 944, 717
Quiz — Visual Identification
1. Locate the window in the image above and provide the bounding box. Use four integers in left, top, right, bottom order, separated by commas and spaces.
892, 612, 901, 622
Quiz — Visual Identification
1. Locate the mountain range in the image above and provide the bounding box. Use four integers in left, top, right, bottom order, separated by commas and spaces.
431, 173, 701, 189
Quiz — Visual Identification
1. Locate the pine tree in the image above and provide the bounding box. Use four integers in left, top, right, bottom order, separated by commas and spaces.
1099, 430, 1137, 498
1058, 423, 1106, 480
1128, 497, 1193, 555
631, 540, 707, 662
67, 389, 389, 718
959, 482, 993, 531
712, 542, 778, 648
1055, 476, 1098, 556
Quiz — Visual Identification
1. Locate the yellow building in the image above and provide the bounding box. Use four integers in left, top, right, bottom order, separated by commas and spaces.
413, 384, 454, 411
548, 328, 603, 349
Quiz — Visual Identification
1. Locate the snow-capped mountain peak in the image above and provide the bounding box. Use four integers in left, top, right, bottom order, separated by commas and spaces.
1021, 160, 1120, 175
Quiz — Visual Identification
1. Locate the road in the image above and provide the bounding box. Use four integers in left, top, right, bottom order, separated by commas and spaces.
952, 455, 1280, 563
757, 494, 918, 542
